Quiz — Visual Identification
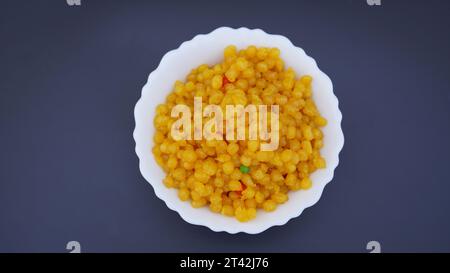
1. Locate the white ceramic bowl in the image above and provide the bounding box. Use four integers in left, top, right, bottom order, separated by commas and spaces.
134, 27, 344, 234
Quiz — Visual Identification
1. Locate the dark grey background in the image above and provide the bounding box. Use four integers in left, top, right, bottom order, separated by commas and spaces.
1, 0, 449, 253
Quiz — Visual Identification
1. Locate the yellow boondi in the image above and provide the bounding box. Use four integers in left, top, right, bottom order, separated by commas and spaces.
152, 45, 327, 222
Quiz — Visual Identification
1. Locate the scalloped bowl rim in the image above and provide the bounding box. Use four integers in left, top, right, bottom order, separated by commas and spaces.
133, 27, 344, 234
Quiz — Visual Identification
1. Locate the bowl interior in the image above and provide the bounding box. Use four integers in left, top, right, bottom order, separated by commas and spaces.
134, 27, 343, 234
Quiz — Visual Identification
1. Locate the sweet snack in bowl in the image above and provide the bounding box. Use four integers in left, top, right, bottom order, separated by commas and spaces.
153, 45, 327, 222
134, 27, 343, 233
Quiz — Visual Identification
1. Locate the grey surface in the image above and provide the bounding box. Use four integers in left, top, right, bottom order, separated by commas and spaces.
1, 0, 450, 252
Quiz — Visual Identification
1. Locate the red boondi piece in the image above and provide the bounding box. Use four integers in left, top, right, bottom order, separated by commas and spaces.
222, 75, 230, 87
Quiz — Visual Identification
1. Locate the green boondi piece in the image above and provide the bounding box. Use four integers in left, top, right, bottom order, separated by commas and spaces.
240, 165, 250, 174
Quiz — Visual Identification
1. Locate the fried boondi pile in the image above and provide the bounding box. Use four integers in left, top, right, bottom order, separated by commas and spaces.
152, 45, 327, 222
